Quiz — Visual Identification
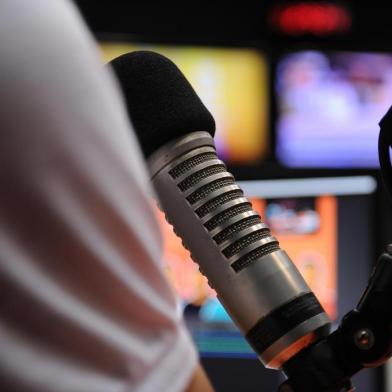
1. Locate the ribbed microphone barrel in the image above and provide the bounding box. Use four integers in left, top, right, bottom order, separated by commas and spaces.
149, 131, 331, 369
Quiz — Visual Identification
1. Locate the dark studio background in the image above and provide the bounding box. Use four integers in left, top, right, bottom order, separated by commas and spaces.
73, 1, 392, 391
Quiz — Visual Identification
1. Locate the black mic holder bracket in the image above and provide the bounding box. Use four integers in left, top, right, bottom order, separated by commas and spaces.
277, 107, 392, 391
278, 248, 392, 391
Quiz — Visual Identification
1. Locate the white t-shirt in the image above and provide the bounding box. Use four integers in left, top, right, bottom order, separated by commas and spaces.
0, 0, 197, 391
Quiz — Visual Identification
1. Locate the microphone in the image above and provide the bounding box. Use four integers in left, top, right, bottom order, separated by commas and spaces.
109, 51, 331, 369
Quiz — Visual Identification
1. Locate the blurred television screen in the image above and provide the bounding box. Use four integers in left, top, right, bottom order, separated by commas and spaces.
156, 176, 376, 358
276, 50, 392, 168
101, 42, 269, 165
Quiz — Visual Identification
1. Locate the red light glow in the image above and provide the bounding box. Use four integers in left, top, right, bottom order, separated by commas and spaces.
270, 2, 352, 35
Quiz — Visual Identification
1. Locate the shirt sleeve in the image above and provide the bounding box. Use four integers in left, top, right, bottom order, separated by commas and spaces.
0, 1, 198, 391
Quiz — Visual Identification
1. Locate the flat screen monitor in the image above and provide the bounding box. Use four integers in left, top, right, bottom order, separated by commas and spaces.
276, 50, 392, 168
156, 175, 377, 359
101, 42, 269, 165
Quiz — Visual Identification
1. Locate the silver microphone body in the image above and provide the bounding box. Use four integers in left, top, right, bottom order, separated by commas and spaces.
149, 131, 331, 369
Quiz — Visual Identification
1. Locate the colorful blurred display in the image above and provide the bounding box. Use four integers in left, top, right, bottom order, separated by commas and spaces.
276, 50, 392, 168
155, 180, 340, 357
257, 196, 337, 320
157, 194, 337, 322
101, 42, 269, 164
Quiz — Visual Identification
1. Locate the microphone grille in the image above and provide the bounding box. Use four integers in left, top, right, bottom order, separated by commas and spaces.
186, 177, 236, 204
178, 164, 227, 191
232, 243, 281, 272
195, 190, 244, 218
169, 152, 217, 178
222, 229, 273, 258
213, 215, 262, 244
204, 203, 253, 231
167, 146, 280, 273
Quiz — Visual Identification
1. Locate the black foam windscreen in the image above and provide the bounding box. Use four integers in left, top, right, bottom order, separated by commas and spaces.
109, 51, 216, 157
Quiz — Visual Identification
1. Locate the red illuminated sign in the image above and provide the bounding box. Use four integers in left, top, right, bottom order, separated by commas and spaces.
269, 2, 352, 35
